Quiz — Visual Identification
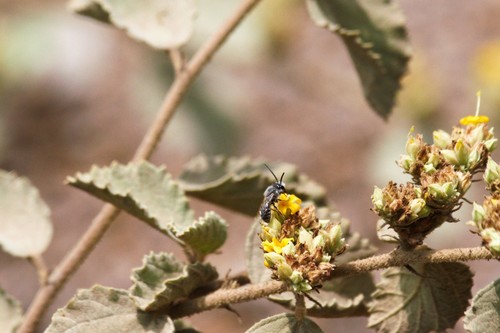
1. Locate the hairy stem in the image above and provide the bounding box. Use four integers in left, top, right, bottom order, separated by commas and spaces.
294, 293, 306, 320
17, 1, 262, 332
168, 246, 496, 318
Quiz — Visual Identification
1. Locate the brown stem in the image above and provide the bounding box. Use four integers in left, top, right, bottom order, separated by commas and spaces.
168, 280, 288, 319
17, 1, 263, 332
294, 293, 306, 320
167, 246, 496, 318
132, 0, 262, 161
332, 246, 496, 277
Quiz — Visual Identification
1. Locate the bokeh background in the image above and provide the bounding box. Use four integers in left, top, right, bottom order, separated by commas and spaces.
1, 0, 500, 332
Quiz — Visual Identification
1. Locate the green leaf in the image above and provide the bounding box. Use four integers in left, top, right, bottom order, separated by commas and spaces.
173, 319, 201, 333
245, 209, 377, 318
69, 0, 196, 50
176, 211, 227, 258
129, 252, 218, 311
67, 161, 195, 237
178, 155, 327, 216
0, 170, 53, 257
246, 313, 324, 333
245, 220, 273, 284
464, 278, 500, 333
306, 0, 411, 118
0, 289, 23, 333
68, 0, 111, 23
368, 262, 473, 333
45, 285, 174, 333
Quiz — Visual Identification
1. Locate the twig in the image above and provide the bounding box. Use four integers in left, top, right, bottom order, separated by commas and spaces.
132, 0, 262, 161
167, 246, 496, 318
17, 1, 263, 332
332, 246, 496, 277
168, 280, 288, 319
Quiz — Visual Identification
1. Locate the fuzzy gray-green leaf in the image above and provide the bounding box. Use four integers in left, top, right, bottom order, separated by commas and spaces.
306, 0, 411, 118
246, 313, 324, 333
178, 155, 327, 216
68, 0, 111, 23
368, 262, 473, 333
70, 0, 196, 50
177, 211, 227, 257
67, 161, 194, 237
464, 278, 500, 333
0, 289, 23, 333
0, 170, 53, 257
130, 252, 218, 311
44, 285, 174, 333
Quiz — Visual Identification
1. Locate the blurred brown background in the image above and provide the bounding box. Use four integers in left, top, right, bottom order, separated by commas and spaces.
1, 0, 500, 332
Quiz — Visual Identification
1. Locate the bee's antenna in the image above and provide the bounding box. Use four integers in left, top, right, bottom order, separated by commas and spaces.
279, 172, 284, 184
264, 163, 279, 183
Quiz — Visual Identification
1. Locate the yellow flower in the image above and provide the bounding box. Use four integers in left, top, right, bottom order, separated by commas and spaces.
262, 237, 293, 254
459, 115, 489, 126
277, 193, 302, 217
460, 91, 489, 126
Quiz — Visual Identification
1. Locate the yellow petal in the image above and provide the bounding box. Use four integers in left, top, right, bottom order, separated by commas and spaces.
460, 115, 489, 126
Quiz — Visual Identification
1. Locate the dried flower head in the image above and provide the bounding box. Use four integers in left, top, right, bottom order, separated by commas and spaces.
260, 194, 346, 292
374, 105, 497, 249
470, 196, 500, 256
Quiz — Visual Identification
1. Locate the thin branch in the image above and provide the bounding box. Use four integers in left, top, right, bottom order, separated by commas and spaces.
18, 204, 121, 333
169, 280, 288, 319
332, 246, 496, 278
168, 246, 496, 318
133, 0, 262, 161
17, 1, 263, 332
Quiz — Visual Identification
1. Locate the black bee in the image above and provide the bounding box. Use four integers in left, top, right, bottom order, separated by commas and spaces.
259, 164, 286, 223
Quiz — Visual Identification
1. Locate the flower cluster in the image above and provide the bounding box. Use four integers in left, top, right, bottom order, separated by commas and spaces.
260, 193, 346, 292
469, 158, 500, 256
372, 114, 497, 249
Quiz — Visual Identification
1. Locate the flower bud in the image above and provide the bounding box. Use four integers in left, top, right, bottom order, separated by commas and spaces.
433, 130, 452, 149
276, 261, 293, 280
298, 227, 313, 248
281, 241, 295, 256
428, 184, 445, 201
398, 155, 413, 171
406, 136, 421, 159
443, 182, 458, 199
312, 235, 325, 250
264, 252, 285, 268
289, 271, 312, 292
481, 228, 500, 256
441, 149, 459, 166
409, 198, 430, 220
454, 139, 469, 166
423, 163, 437, 174
485, 138, 498, 152
484, 158, 500, 185
372, 187, 385, 211
472, 202, 486, 223
467, 149, 481, 169
468, 125, 485, 147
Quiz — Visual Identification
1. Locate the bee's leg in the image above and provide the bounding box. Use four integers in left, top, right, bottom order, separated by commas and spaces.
270, 202, 286, 220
